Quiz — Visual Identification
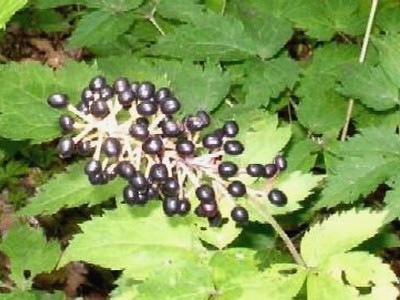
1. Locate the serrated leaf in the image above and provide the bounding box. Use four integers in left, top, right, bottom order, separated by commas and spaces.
0, 61, 99, 143
217, 264, 306, 300
18, 162, 125, 216
160, 61, 231, 114
84, 0, 143, 11
243, 57, 300, 108
384, 178, 400, 222
338, 64, 399, 111
60, 202, 205, 279
285, 139, 320, 173
307, 272, 358, 300
231, 113, 291, 166
0, 0, 27, 29
287, 0, 366, 40
322, 252, 397, 297
157, 0, 205, 23
316, 127, 400, 209
376, 7, 400, 34
373, 34, 400, 87
301, 209, 386, 267
0, 223, 61, 290
150, 13, 259, 61
206, 0, 226, 14
68, 10, 135, 49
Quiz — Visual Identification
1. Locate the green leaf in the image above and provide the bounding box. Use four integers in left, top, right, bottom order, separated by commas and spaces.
322, 252, 398, 298
287, 0, 366, 40
206, 0, 226, 14
18, 162, 125, 216
150, 13, 260, 60
60, 202, 205, 279
0, 61, 99, 143
338, 64, 399, 111
285, 139, 320, 173
68, 10, 135, 49
216, 264, 306, 300
157, 0, 205, 23
243, 57, 300, 108
384, 177, 400, 222
0, 0, 27, 29
83, 0, 144, 11
373, 34, 400, 87
307, 272, 358, 300
2, 290, 64, 300
300, 209, 386, 267
316, 127, 400, 209
0, 223, 61, 290
376, 6, 400, 34
161, 61, 231, 114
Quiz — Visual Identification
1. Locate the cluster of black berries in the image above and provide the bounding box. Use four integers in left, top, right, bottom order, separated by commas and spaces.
47, 76, 288, 226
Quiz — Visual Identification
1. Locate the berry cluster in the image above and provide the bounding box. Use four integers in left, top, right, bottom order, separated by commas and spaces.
47, 76, 288, 226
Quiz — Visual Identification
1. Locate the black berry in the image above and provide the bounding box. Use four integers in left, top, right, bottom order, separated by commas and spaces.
200, 200, 218, 218
218, 161, 238, 178
90, 100, 109, 117
138, 82, 155, 100
123, 185, 139, 205
155, 87, 171, 103
246, 164, 266, 177
57, 137, 74, 158
162, 177, 180, 197
224, 140, 244, 155
184, 115, 204, 132
161, 119, 182, 137
129, 172, 148, 191
223, 121, 239, 137
195, 184, 215, 202
149, 163, 168, 182
227, 180, 246, 197
268, 189, 287, 206
129, 123, 149, 141
113, 77, 130, 93
163, 197, 179, 216
89, 76, 107, 91
274, 155, 287, 171
116, 161, 136, 179
136, 117, 150, 127
102, 137, 121, 157
81, 88, 94, 103
196, 111, 211, 128
88, 172, 108, 185
137, 100, 158, 116
130, 81, 140, 94
47, 93, 69, 108
265, 163, 278, 178
176, 139, 195, 156
118, 90, 135, 107
59, 115, 75, 132
76, 101, 90, 114
202, 134, 223, 149
100, 85, 114, 100
177, 198, 191, 216
231, 206, 249, 225
77, 140, 92, 156
142, 136, 163, 154
84, 159, 101, 175
160, 98, 181, 115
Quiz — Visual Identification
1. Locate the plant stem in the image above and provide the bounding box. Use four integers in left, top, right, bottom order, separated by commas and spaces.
247, 196, 307, 267
340, 0, 379, 141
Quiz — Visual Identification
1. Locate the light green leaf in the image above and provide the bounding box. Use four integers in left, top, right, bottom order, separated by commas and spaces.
339, 64, 399, 111
285, 139, 320, 173
68, 10, 135, 49
322, 252, 397, 298
150, 13, 259, 61
376, 7, 400, 34
0, 223, 61, 290
157, 0, 205, 23
287, 0, 366, 40
161, 61, 231, 114
301, 209, 386, 267
2, 290, 64, 300
0, 61, 99, 143
217, 264, 306, 300
373, 34, 400, 87
84, 0, 144, 11
307, 272, 358, 300
60, 202, 205, 279
206, 0, 226, 14
316, 127, 400, 209
244, 57, 300, 108
0, 0, 27, 29
18, 162, 125, 216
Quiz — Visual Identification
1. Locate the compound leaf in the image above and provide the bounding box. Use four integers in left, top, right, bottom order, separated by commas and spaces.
0, 223, 61, 290
301, 209, 386, 267
18, 162, 125, 216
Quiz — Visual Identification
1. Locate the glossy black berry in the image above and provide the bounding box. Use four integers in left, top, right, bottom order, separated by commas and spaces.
59, 115, 74, 132
129, 172, 148, 191
47, 93, 69, 108
90, 100, 109, 117
265, 163, 278, 178
218, 161, 238, 178
102, 137, 121, 157
163, 197, 179, 216
176, 139, 195, 156
177, 198, 191, 216
161, 119, 182, 137
147, 186, 160, 200
84, 159, 101, 175
184, 115, 204, 132
223, 121, 239, 137
274, 155, 287, 171
149, 163, 168, 182
77, 140, 92, 156
224, 140, 244, 155
76, 101, 90, 114
231, 206, 249, 225
88, 172, 108, 185
196, 111, 211, 128
136, 117, 150, 127
208, 212, 223, 227
162, 177, 180, 197
130, 81, 140, 94
81, 88, 94, 103
113, 77, 130, 93
202, 134, 223, 149
160, 98, 181, 115
89, 76, 107, 91
116, 161, 136, 179
200, 200, 218, 218
195, 184, 215, 202
227, 180, 246, 197
136, 192, 149, 206
142, 136, 163, 155
100, 85, 114, 100
155, 87, 172, 103
138, 82, 155, 100
129, 123, 149, 141
137, 100, 158, 116
57, 137, 74, 158
246, 164, 266, 177
118, 90, 135, 107
268, 189, 287, 206
123, 185, 139, 205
